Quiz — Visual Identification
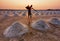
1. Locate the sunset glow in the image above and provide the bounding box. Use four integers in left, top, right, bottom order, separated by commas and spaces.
0, 0, 60, 10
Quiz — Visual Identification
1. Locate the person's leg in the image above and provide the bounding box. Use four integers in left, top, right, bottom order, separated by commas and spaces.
28, 15, 30, 25
30, 15, 32, 23
28, 15, 32, 25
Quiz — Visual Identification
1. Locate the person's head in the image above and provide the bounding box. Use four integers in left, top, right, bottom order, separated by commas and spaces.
30, 5, 32, 8
31, 5, 32, 7
27, 5, 29, 7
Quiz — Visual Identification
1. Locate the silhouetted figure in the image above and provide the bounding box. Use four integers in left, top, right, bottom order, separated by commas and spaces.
25, 5, 32, 25
26, 5, 32, 18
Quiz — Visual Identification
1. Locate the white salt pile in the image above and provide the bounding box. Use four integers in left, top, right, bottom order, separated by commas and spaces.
3, 22, 28, 38
31, 20, 50, 31
22, 13, 26, 16
50, 18, 60, 25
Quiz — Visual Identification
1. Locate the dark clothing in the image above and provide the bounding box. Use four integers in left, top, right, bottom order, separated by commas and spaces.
25, 5, 32, 25
28, 9, 31, 15
25, 5, 32, 16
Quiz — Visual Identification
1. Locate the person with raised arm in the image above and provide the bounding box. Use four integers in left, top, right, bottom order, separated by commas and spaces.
25, 5, 32, 25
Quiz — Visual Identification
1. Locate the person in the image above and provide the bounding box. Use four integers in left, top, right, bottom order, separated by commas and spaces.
25, 5, 32, 25
25, 5, 32, 18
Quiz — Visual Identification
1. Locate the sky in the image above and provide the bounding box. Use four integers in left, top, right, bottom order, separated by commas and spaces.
0, 0, 60, 10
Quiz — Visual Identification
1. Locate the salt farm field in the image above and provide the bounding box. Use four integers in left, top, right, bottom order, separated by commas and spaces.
0, 10, 60, 41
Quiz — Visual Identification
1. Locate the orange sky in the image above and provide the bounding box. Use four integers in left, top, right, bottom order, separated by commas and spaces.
0, 0, 60, 10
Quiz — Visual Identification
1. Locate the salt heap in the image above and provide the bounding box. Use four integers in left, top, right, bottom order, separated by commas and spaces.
49, 18, 60, 27
3, 22, 28, 38
31, 20, 50, 31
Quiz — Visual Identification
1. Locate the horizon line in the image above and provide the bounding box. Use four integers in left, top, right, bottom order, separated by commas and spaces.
0, 9, 60, 11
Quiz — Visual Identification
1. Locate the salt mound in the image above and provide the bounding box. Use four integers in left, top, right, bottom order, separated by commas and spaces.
50, 18, 60, 25
31, 20, 50, 31
3, 22, 28, 38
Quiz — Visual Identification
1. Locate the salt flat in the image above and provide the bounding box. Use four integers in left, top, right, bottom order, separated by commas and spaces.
0, 10, 60, 41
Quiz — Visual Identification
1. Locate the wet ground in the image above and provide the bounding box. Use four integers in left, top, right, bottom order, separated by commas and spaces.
0, 16, 60, 41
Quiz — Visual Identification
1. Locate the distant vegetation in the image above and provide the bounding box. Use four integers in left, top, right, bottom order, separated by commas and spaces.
0, 9, 60, 11
47, 9, 60, 11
